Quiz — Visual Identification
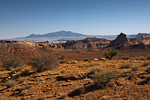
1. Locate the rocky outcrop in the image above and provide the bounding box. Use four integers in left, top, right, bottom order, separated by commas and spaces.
129, 36, 150, 45
36, 42, 64, 49
62, 37, 110, 49
108, 33, 130, 47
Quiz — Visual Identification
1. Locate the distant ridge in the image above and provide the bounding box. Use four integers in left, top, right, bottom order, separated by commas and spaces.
26, 31, 87, 38
129, 33, 150, 38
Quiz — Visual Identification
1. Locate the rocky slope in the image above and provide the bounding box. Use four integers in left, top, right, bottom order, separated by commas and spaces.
1, 59, 150, 100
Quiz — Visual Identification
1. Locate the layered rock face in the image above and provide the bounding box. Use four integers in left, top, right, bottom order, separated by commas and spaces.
108, 33, 130, 47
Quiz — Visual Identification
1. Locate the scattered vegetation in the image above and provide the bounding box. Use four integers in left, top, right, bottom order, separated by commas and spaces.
6, 80, 17, 88
104, 48, 118, 60
123, 56, 130, 60
31, 53, 58, 72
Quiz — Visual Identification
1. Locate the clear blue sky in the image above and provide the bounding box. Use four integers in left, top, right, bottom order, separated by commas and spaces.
0, 0, 150, 39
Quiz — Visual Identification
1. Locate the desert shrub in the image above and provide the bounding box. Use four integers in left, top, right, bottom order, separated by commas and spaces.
147, 55, 150, 60
94, 71, 118, 87
60, 55, 66, 60
84, 58, 91, 62
120, 64, 131, 69
131, 65, 139, 71
142, 62, 150, 67
140, 56, 146, 60
6, 80, 17, 87
31, 53, 58, 72
104, 48, 118, 60
134, 56, 140, 60
123, 56, 130, 60
146, 66, 150, 73
59, 60, 67, 64
89, 67, 103, 74
2, 54, 23, 69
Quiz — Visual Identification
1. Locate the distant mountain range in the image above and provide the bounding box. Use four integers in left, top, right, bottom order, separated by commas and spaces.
26, 31, 87, 38
4, 31, 150, 43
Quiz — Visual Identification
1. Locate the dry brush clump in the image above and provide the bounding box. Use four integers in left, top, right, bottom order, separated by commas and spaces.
2, 54, 23, 70
30, 52, 58, 72
94, 71, 118, 87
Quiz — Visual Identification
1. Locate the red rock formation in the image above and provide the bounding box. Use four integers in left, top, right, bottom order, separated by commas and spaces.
109, 33, 130, 47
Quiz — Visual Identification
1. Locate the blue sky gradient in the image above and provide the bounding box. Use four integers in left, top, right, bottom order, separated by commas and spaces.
0, 0, 150, 39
